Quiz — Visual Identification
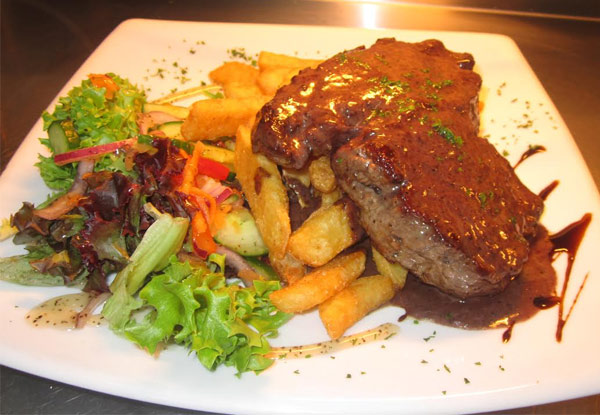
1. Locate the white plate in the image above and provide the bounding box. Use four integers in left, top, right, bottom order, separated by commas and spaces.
1, 19, 599, 415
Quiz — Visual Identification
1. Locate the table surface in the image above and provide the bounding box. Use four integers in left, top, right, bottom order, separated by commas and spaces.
1, 0, 599, 414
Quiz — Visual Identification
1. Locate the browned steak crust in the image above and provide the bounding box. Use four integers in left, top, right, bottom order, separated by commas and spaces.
252, 38, 543, 298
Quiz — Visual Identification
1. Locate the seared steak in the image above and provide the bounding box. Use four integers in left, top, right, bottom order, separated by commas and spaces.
252, 38, 543, 298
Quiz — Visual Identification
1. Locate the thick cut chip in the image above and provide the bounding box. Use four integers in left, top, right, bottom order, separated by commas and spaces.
319, 274, 396, 339
269, 251, 366, 314
287, 199, 363, 267
257, 67, 302, 97
257, 51, 322, 72
182, 97, 268, 141
372, 247, 408, 289
223, 82, 265, 99
269, 252, 306, 286
308, 155, 337, 194
209, 62, 259, 86
235, 121, 291, 259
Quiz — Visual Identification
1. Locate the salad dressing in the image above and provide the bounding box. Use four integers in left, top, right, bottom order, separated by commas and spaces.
26, 292, 106, 329
265, 323, 398, 359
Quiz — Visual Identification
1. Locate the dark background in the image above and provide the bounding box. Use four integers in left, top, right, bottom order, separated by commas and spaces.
1, 0, 599, 414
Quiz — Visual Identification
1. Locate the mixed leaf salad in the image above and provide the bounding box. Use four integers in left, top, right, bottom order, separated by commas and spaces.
0, 73, 291, 375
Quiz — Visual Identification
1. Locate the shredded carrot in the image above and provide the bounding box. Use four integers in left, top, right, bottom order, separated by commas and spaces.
177, 141, 231, 249
191, 213, 217, 255
179, 141, 205, 193
88, 74, 119, 99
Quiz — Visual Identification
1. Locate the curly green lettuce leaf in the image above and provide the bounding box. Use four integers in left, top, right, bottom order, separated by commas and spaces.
105, 256, 291, 375
0, 255, 64, 286
35, 154, 75, 191
37, 73, 146, 186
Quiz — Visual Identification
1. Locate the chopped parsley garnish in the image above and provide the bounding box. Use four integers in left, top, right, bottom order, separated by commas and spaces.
336, 52, 348, 64
426, 79, 453, 89
431, 120, 463, 147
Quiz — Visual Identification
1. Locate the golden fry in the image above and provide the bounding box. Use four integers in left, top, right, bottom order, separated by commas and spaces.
319, 188, 342, 207
309, 155, 337, 194
269, 251, 366, 314
181, 97, 268, 141
287, 200, 362, 267
319, 275, 396, 339
209, 62, 259, 86
269, 252, 306, 286
372, 247, 408, 289
235, 121, 291, 259
258, 51, 322, 71
257, 67, 300, 97
222, 82, 265, 99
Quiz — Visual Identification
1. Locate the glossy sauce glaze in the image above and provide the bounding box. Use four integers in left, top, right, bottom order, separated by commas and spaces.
393, 212, 592, 341
392, 226, 557, 330
535, 213, 592, 341
513, 145, 546, 169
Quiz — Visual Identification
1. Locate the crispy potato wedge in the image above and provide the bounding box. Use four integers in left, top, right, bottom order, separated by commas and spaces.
258, 51, 322, 71
282, 167, 311, 188
235, 121, 291, 259
269, 250, 366, 314
319, 188, 342, 207
182, 97, 268, 141
372, 247, 408, 289
209, 62, 259, 86
319, 275, 396, 339
269, 252, 306, 286
309, 155, 337, 194
287, 199, 363, 267
257, 67, 301, 97
223, 82, 265, 99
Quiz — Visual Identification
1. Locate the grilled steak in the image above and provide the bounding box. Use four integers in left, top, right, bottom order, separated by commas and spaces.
252, 38, 543, 298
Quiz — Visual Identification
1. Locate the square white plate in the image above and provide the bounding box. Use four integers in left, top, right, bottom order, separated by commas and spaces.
1, 19, 599, 415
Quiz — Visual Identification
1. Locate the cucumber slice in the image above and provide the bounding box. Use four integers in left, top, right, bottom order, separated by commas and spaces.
157, 121, 183, 139
201, 144, 235, 169
214, 207, 268, 256
48, 122, 69, 154
143, 103, 190, 119
245, 257, 279, 281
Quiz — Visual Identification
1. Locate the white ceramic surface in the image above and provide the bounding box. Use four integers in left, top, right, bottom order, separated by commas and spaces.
1, 19, 599, 415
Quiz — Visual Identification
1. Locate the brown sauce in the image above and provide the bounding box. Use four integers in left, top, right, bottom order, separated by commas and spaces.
534, 213, 592, 341
513, 145, 546, 169
25, 292, 106, 329
392, 226, 557, 330
538, 180, 559, 201
394, 211, 592, 343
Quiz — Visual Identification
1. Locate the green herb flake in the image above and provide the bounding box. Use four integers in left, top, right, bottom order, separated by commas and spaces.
443, 364, 451, 373
423, 330, 436, 342
431, 120, 463, 147
464, 377, 471, 384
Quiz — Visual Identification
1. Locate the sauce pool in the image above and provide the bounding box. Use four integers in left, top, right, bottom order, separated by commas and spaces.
26, 292, 106, 330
